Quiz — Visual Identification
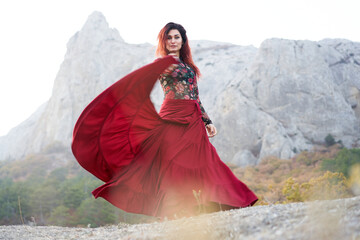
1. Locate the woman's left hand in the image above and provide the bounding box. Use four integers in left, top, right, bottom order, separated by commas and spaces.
206, 124, 217, 138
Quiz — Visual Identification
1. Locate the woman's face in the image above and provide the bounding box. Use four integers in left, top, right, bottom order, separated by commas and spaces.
166, 29, 182, 56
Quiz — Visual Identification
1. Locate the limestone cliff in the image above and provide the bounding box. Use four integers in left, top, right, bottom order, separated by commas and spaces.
0, 11, 359, 166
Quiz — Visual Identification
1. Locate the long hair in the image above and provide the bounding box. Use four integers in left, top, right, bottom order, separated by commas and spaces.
156, 22, 201, 78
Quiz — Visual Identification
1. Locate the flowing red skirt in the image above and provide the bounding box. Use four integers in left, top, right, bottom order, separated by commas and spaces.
72, 56, 258, 218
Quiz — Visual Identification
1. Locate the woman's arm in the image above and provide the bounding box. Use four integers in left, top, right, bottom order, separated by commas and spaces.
196, 93, 217, 138
197, 98, 212, 125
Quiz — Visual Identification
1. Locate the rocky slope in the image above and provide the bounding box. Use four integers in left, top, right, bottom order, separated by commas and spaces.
0, 11, 359, 166
1, 196, 359, 240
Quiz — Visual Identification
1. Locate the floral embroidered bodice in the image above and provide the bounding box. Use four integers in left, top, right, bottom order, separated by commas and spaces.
159, 61, 212, 125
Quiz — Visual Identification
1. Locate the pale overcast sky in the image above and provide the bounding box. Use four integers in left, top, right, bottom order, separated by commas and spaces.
0, 0, 359, 136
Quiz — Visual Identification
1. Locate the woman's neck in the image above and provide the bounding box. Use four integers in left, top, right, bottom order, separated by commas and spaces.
168, 52, 180, 58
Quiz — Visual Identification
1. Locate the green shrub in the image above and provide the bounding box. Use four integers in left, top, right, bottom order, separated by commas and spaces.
282, 177, 303, 202
325, 134, 336, 146
321, 148, 360, 177
301, 171, 350, 201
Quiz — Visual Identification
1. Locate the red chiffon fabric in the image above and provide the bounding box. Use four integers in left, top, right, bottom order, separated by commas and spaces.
72, 56, 258, 217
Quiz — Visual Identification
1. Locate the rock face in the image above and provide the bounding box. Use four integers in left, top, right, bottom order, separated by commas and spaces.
1, 196, 359, 240
0, 11, 360, 166
210, 39, 360, 165
0, 12, 154, 160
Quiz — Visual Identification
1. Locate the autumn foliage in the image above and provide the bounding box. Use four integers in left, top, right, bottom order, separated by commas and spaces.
0, 144, 359, 226
232, 145, 359, 205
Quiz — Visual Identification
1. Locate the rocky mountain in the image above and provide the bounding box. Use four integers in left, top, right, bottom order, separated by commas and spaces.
210, 38, 360, 165
0, 11, 359, 166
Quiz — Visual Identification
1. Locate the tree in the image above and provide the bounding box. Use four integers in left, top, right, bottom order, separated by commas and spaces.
48, 205, 72, 226
321, 148, 360, 177
0, 178, 31, 225
63, 185, 86, 209
75, 197, 118, 227
325, 134, 336, 146
29, 184, 61, 225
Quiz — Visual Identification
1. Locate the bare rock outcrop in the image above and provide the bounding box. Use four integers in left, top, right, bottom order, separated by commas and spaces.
1, 12, 359, 167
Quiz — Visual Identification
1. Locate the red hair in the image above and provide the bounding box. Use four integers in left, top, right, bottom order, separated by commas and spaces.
156, 22, 201, 78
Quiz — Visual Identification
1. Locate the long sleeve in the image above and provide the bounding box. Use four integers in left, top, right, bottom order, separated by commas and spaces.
195, 86, 212, 126
159, 60, 212, 125
197, 99, 212, 125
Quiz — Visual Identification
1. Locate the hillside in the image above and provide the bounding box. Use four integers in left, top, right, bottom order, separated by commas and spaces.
0, 144, 359, 228
1, 196, 359, 240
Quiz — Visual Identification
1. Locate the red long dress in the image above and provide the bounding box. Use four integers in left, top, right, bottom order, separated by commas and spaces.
71, 56, 258, 218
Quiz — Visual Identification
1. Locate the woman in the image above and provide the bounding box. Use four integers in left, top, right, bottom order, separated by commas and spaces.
72, 22, 257, 219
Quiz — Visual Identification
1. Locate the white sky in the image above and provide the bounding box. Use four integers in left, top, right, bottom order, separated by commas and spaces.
0, 0, 359, 136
